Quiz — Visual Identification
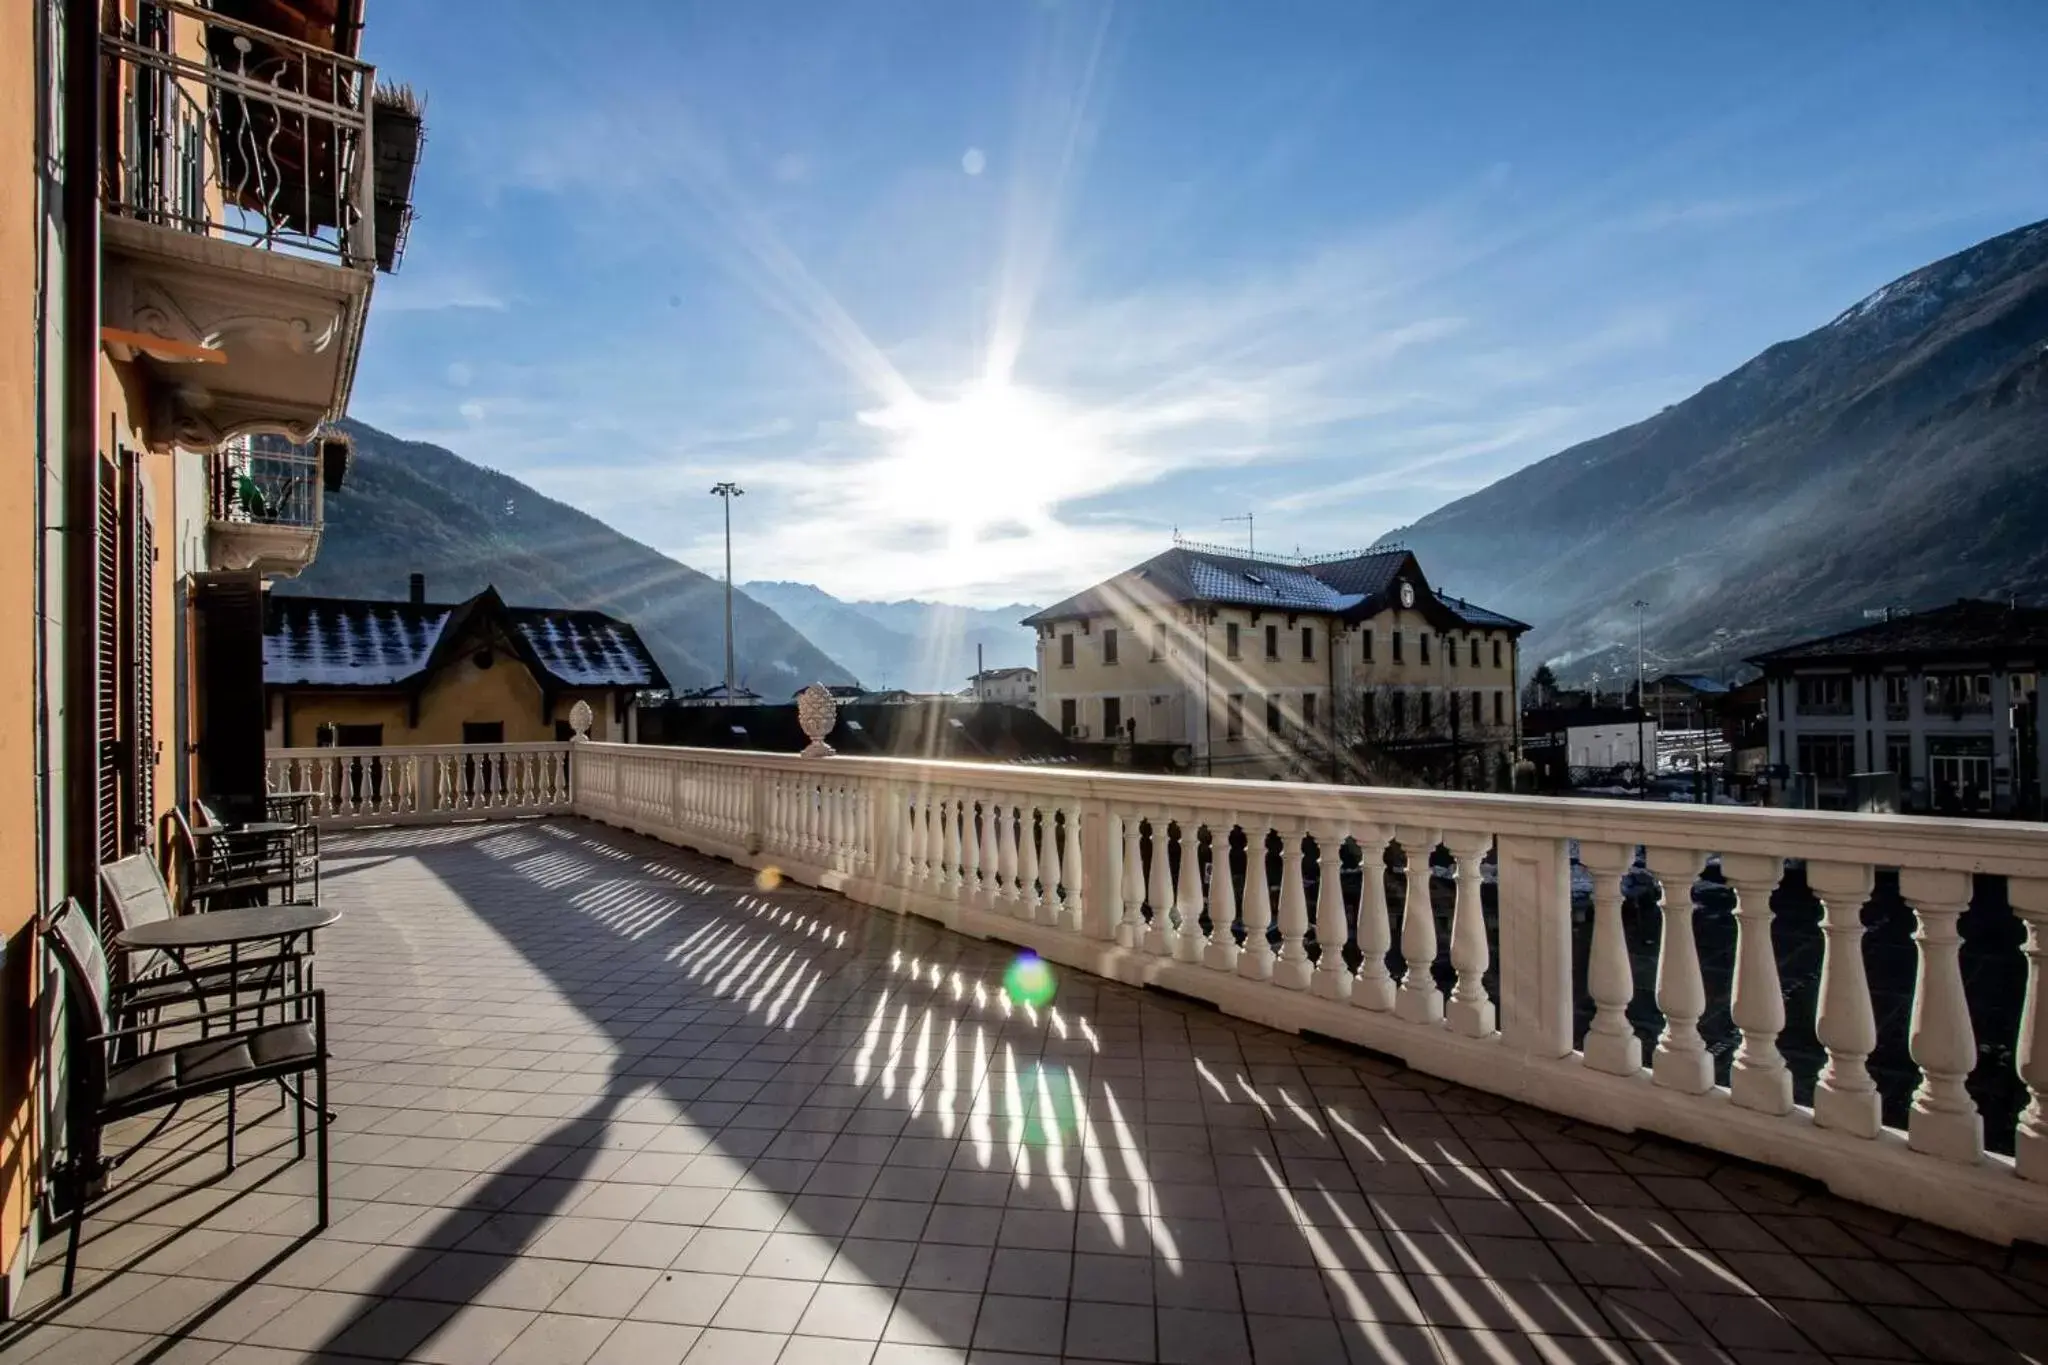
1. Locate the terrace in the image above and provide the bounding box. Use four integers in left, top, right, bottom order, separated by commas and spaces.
10, 742, 2048, 1363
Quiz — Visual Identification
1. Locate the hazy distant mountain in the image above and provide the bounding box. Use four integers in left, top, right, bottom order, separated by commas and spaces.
1383, 218, 2048, 681
280, 421, 856, 693
741, 581, 1041, 693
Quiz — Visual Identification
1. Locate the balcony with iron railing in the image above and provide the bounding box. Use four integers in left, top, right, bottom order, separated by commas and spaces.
98, 0, 422, 451
206, 429, 347, 577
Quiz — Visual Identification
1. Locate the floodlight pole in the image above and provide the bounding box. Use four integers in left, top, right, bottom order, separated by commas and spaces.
711, 482, 745, 696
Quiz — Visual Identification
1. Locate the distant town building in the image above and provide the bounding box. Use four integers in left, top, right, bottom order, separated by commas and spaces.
675, 682, 764, 706
1520, 705, 1656, 790
1749, 599, 2046, 816
967, 666, 1039, 706
265, 581, 666, 746
637, 700, 1077, 764
1646, 672, 1732, 730
1023, 541, 1528, 786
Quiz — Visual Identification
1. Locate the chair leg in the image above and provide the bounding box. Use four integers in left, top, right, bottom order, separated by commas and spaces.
59, 1165, 85, 1300
225, 1086, 236, 1173
295, 1076, 307, 1159
314, 1061, 329, 1230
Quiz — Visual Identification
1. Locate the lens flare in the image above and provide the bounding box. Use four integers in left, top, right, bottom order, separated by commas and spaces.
755, 866, 784, 891
1004, 952, 1057, 1008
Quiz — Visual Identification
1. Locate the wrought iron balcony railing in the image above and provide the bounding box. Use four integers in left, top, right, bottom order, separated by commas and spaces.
212, 433, 323, 529
102, 0, 393, 269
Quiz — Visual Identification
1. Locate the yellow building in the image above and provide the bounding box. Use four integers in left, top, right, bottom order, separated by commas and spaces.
265, 583, 667, 748
1025, 542, 1529, 787
1, 0, 420, 1306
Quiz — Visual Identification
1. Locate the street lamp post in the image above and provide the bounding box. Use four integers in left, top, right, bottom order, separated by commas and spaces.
1633, 599, 1649, 798
710, 482, 744, 697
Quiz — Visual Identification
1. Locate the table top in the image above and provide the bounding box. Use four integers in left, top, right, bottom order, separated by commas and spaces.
232, 821, 300, 836
116, 903, 339, 950
271, 789, 319, 799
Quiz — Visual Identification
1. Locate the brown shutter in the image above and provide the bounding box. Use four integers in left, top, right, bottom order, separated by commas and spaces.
95, 456, 123, 868
133, 496, 157, 849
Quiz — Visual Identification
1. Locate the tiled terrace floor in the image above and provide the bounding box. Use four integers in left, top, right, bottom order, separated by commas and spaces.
9, 818, 2048, 1365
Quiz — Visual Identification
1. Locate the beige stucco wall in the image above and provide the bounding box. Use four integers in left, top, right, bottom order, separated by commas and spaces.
273, 653, 628, 749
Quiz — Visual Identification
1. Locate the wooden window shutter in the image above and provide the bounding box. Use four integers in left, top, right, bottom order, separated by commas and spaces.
132, 491, 157, 849
95, 456, 124, 869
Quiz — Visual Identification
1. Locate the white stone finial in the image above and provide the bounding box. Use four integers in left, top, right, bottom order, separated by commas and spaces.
797, 683, 838, 758
568, 699, 594, 740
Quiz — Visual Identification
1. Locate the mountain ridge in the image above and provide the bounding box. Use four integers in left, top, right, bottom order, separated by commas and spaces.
1378, 217, 2048, 679
279, 421, 857, 693
740, 580, 1041, 693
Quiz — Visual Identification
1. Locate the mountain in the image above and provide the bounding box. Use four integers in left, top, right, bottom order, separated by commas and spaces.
280, 421, 856, 693
741, 581, 1041, 693
1382, 218, 2048, 682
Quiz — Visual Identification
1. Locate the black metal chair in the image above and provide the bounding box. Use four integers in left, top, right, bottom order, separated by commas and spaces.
99, 854, 302, 1022
42, 898, 329, 1299
164, 804, 302, 907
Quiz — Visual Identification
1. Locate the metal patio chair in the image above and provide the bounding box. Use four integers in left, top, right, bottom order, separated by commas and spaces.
42, 898, 329, 1299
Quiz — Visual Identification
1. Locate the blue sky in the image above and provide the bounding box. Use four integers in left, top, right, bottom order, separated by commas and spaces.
352, 0, 2046, 606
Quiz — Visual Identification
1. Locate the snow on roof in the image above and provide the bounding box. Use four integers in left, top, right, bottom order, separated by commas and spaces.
266, 588, 666, 691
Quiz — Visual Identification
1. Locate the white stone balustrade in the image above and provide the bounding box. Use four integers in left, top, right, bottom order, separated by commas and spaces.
274, 738, 2048, 1245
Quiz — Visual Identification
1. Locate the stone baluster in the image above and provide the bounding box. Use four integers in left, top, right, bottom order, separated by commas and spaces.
1118, 812, 1144, 949
1395, 829, 1444, 1025
1172, 815, 1206, 962
1446, 831, 1496, 1037
961, 795, 984, 902
940, 794, 963, 898
1311, 823, 1353, 1001
1274, 824, 1312, 990
1577, 841, 1640, 1073
1144, 815, 1173, 955
1900, 868, 1983, 1163
1066, 806, 1087, 934
997, 798, 1020, 911
1644, 847, 1712, 1094
1351, 825, 1395, 1011
1722, 852, 1793, 1115
1809, 859, 1880, 1138
1039, 805, 1065, 927
1238, 822, 1275, 981
1018, 803, 1042, 919
2012, 877, 2048, 1183
1204, 815, 1241, 972
906, 791, 927, 887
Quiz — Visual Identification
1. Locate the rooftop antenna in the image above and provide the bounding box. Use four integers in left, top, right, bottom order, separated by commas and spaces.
1221, 513, 1254, 561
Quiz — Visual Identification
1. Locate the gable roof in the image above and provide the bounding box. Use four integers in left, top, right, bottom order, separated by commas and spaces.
1748, 599, 2048, 668
1021, 545, 1527, 633
1651, 673, 1731, 694
265, 586, 668, 691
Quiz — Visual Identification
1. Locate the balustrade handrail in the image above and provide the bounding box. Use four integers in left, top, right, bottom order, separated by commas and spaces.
571, 740, 2048, 879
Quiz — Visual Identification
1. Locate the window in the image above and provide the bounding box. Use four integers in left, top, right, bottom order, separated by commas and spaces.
1494, 691, 1505, 725
1392, 630, 1404, 663
1887, 734, 1912, 779
1265, 695, 1281, 734
462, 721, 504, 745
1471, 691, 1482, 724
1226, 694, 1245, 740
1302, 692, 1317, 727
1361, 691, 1377, 730
1884, 674, 1912, 720
1301, 626, 1315, 661
1361, 628, 1373, 662
1151, 622, 1166, 659
555, 720, 576, 741
1265, 624, 1280, 660
1420, 691, 1434, 728
1419, 633, 1431, 665
1493, 639, 1503, 668
1103, 696, 1122, 736
1061, 698, 1078, 735
1060, 634, 1075, 668
1796, 734, 1856, 781
1391, 691, 1406, 730
1925, 673, 1992, 714
1447, 635, 1457, 670
1470, 637, 1481, 668
327, 723, 383, 747
1103, 628, 1119, 665
1795, 675, 1853, 716
1226, 622, 1241, 659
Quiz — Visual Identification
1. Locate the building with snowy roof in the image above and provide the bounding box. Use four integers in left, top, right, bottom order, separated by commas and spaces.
263, 575, 668, 749
1021, 540, 1529, 786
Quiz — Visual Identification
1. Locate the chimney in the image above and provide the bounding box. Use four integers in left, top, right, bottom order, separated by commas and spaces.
408, 572, 425, 605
